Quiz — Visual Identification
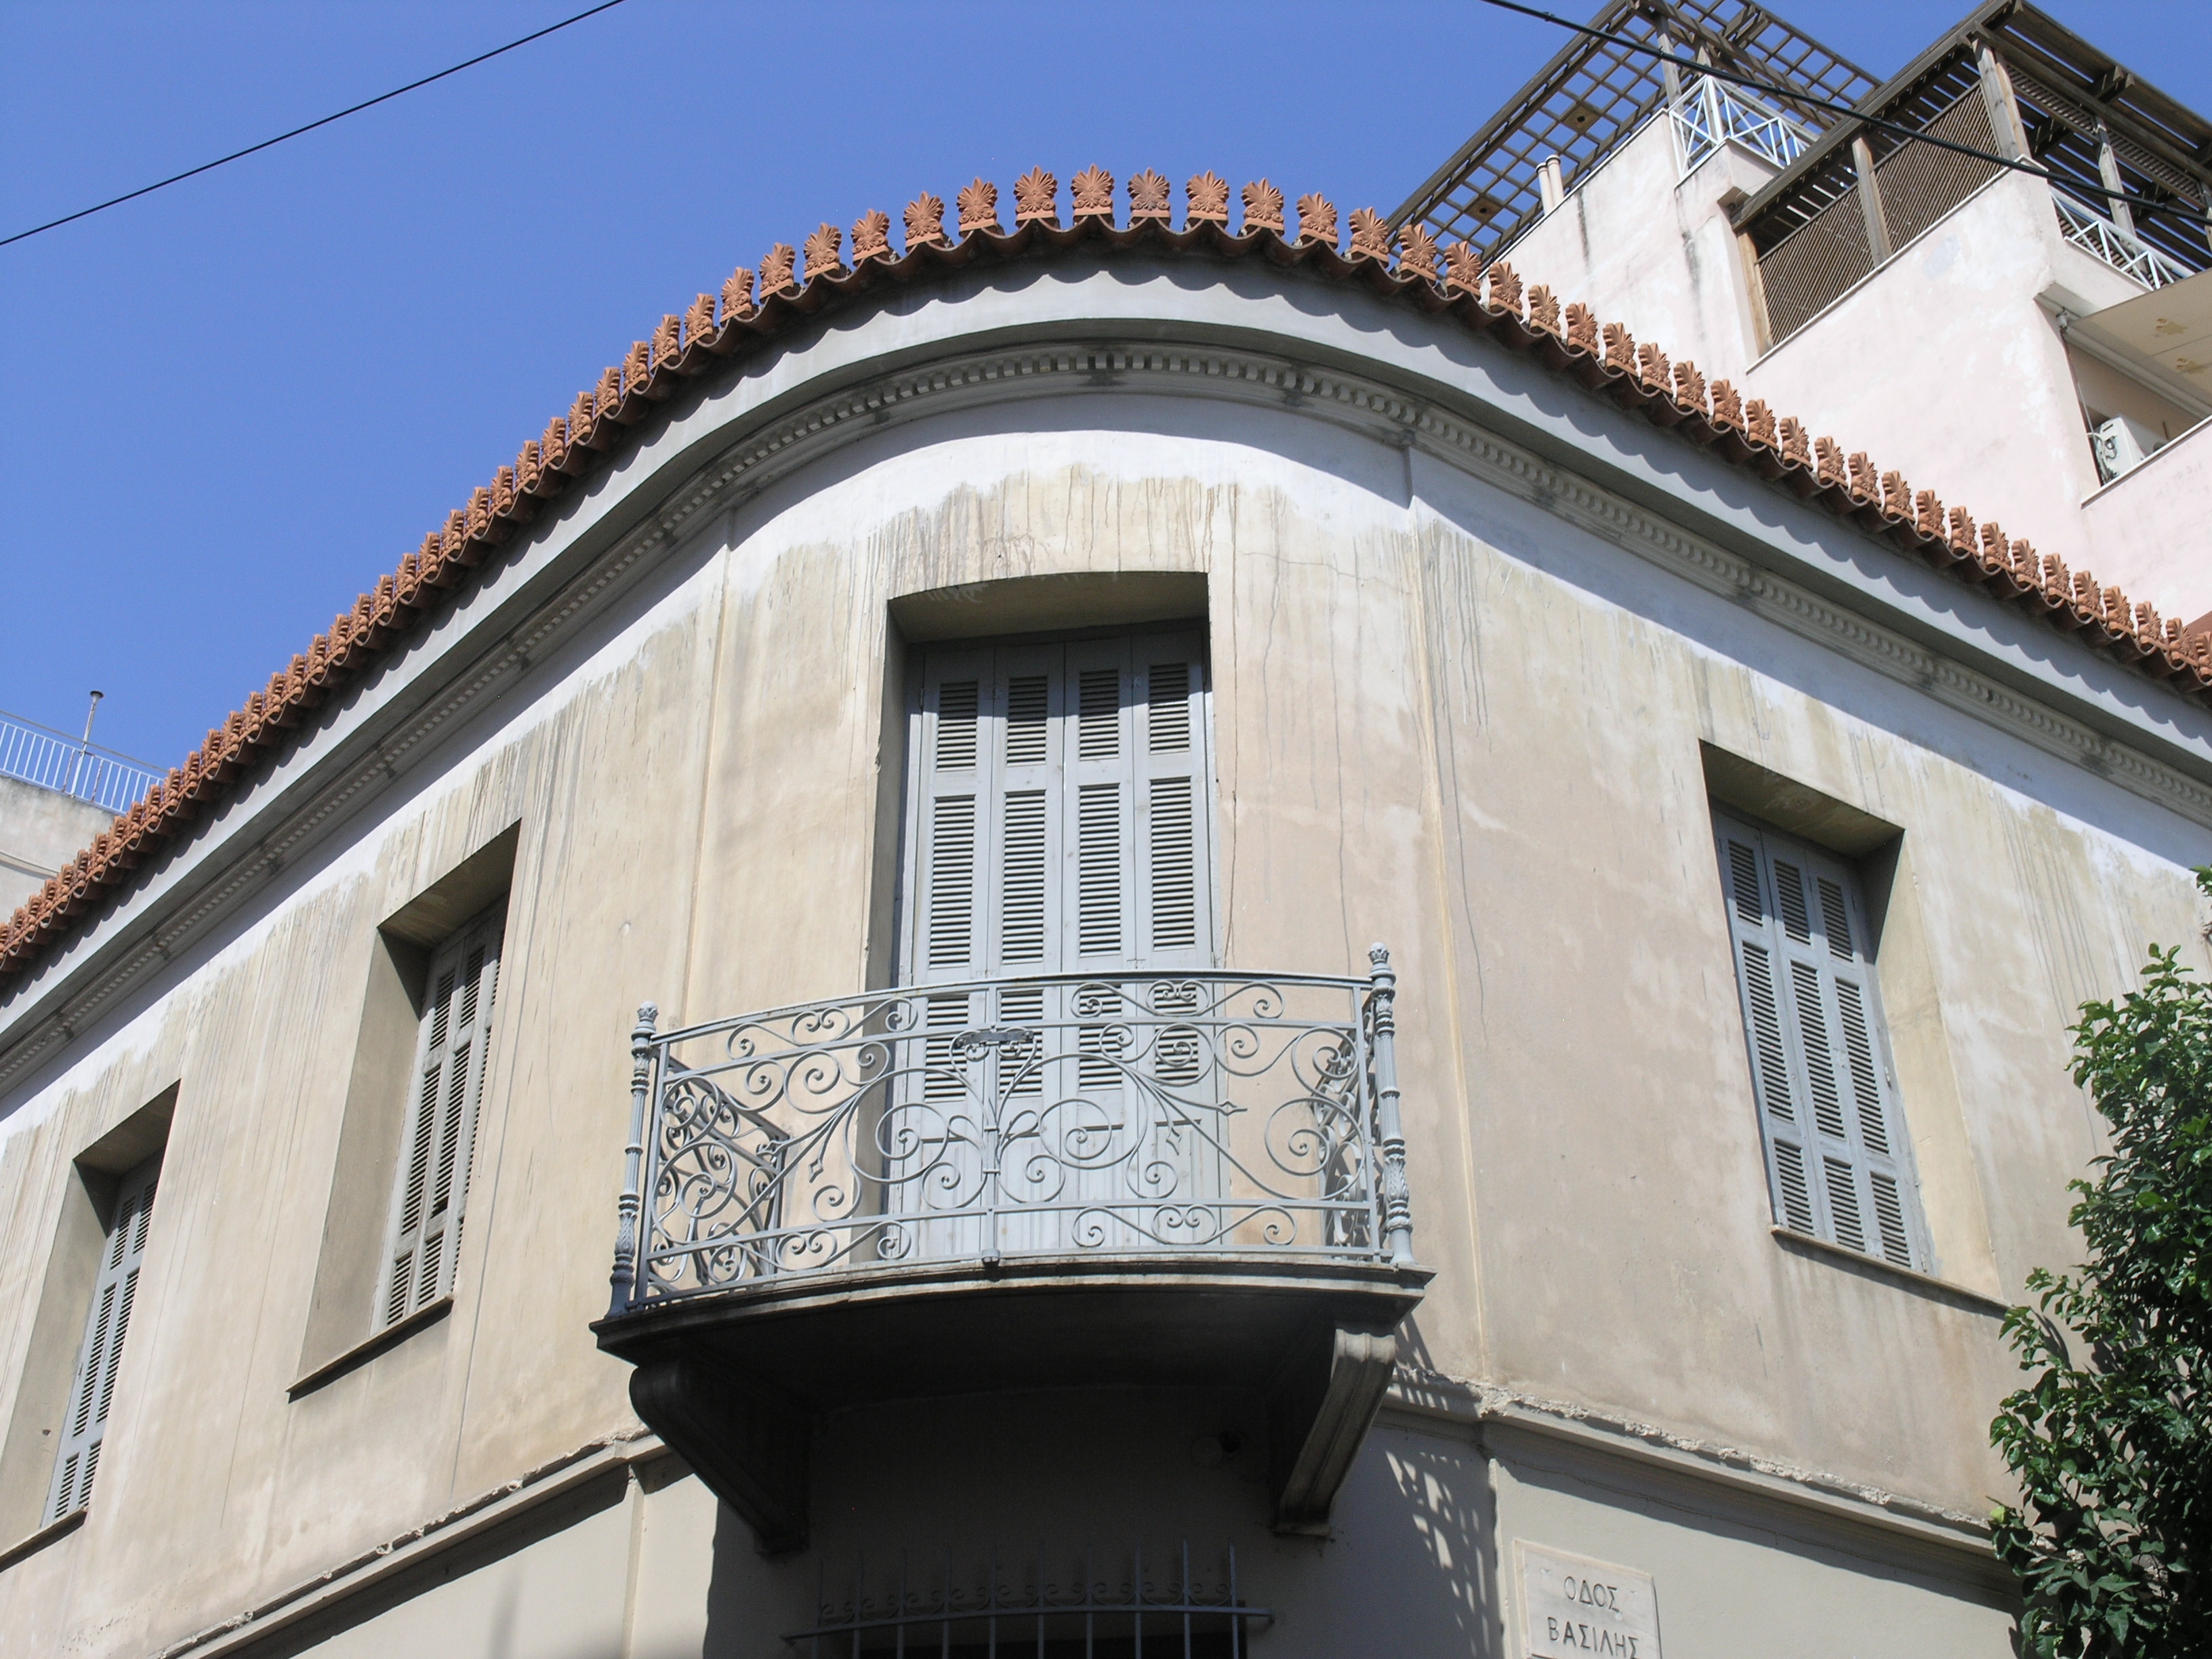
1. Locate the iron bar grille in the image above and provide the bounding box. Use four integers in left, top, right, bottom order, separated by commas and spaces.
609, 960, 1414, 1311
790, 1542, 1268, 1658
0, 711, 161, 816
1393, 0, 1873, 260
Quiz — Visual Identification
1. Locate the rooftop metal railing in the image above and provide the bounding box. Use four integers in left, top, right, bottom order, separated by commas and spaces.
607, 949, 1415, 1313
1670, 74, 1815, 178
2053, 192, 2193, 290
0, 711, 162, 817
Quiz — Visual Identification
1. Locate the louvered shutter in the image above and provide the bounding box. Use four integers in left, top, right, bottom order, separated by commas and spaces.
46, 1152, 160, 1523
905, 632, 1214, 984
379, 904, 504, 1326
1715, 813, 1926, 1270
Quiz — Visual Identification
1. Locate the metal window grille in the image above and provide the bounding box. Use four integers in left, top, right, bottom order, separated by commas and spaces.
791, 1543, 1269, 1658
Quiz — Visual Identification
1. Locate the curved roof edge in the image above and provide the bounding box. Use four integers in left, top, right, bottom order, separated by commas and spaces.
6, 166, 2205, 981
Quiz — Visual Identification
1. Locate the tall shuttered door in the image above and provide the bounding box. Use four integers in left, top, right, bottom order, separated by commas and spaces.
380, 905, 504, 1327
1715, 813, 1926, 1271
907, 632, 1214, 984
47, 1152, 161, 1523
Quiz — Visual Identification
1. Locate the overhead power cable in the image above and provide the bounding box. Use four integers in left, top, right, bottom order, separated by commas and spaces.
0, 0, 632, 250
1467, 0, 2207, 229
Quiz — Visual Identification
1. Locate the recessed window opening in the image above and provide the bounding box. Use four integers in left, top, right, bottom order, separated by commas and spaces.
45, 1150, 160, 1525
377, 901, 504, 1328
1713, 811, 1929, 1271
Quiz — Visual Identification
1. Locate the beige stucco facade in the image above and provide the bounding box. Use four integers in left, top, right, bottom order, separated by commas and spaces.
3, 247, 2207, 1657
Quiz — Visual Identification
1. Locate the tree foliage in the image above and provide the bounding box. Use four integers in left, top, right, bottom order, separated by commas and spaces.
1991, 901, 2212, 1658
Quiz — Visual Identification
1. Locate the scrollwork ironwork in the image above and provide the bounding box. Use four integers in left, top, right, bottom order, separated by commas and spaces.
612, 964, 1409, 1310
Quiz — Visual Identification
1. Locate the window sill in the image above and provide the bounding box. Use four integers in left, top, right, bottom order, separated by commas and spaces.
288, 1296, 451, 1399
0, 1505, 85, 1573
1770, 1227, 2011, 1316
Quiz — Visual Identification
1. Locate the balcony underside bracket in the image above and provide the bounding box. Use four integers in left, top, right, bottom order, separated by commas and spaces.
630, 1355, 808, 1555
1267, 1319, 1400, 1536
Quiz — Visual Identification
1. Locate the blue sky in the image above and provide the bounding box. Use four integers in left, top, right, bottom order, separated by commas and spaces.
3, 1, 2207, 769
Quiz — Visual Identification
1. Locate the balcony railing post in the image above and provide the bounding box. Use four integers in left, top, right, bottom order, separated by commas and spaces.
609, 1002, 658, 1316
1366, 945, 1416, 1269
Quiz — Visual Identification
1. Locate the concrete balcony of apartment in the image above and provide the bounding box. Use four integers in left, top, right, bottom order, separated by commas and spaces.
592, 953, 1429, 1553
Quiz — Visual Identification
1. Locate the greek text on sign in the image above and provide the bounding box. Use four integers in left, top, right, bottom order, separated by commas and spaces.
1515, 1540, 1662, 1659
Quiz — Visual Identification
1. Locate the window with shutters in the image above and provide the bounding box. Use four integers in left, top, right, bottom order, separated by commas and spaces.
44, 1152, 159, 1525
376, 903, 504, 1328
902, 631, 1215, 985
1713, 811, 1930, 1271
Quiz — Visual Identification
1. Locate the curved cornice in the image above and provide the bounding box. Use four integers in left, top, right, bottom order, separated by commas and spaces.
4, 304, 2211, 1098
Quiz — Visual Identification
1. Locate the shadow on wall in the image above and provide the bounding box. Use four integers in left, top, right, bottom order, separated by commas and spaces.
696, 1368, 1504, 1658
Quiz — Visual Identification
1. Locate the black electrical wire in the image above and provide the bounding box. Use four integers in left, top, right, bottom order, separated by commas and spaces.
1469, 0, 2205, 229
0, 0, 632, 250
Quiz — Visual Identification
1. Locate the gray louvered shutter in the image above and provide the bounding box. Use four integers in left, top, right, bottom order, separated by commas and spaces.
905, 633, 1215, 983
47, 1151, 160, 1523
379, 904, 504, 1326
1715, 813, 1925, 1269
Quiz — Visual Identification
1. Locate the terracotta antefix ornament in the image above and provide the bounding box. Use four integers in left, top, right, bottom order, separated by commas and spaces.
1348, 207, 1394, 265
1185, 172, 1230, 225
1776, 417, 1811, 466
851, 210, 893, 264
1948, 505, 1979, 555
1744, 399, 1778, 446
1128, 170, 1172, 223
1813, 435, 1847, 487
905, 194, 950, 248
1294, 192, 1338, 247
760, 244, 799, 298
1848, 452, 1878, 500
1013, 169, 1059, 226
1671, 360, 1706, 414
1486, 260, 1523, 317
1397, 222, 1439, 281
956, 179, 1000, 236
1526, 283, 1562, 333
1914, 490, 1944, 537
1242, 180, 1285, 234
721, 266, 756, 322
1881, 471, 1910, 517
802, 224, 844, 283
1601, 322, 1635, 373
1442, 242, 1483, 296
1563, 301, 1598, 352
1635, 341, 1668, 392
684, 292, 717, 344
1071, 167, 1115, 220
650, 315, 680, 372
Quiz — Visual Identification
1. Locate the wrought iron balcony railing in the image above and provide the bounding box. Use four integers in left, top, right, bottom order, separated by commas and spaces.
607, 949, 1414, 1315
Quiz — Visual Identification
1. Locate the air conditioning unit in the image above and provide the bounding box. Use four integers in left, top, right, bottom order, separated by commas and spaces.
2091, 414, 2163, 483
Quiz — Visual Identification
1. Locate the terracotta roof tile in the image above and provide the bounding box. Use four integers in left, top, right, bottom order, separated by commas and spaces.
8, 171, 2209, 982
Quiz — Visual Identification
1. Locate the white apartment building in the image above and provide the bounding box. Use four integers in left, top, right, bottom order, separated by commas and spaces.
1, 84, 2209, 1659
1399, 0, 2211, 620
